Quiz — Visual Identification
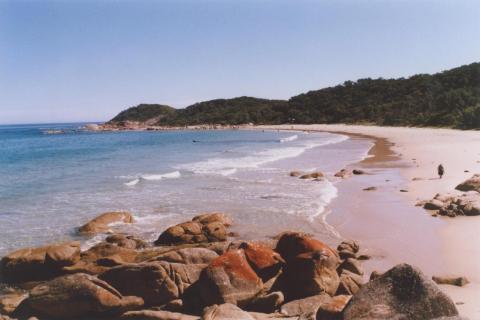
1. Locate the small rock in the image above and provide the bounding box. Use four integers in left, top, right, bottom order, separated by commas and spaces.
338, 250, 356, 260
334, 169, 351, 179
424, 200, 446, 210
356, 254, 371, 261
432, 276, 470, 287
362, 186, 377, 191
336, 241, 359, 254
290, 171, 302, 177
352, 169, 365, 175
299, 172, 324, 179
400, 189, 409, 192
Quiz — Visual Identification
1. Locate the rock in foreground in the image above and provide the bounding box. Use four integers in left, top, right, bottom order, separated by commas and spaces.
197, 249, 263, 308
25, 273, 143, 319
343, 264, 458, 320
0, 241, 80, 283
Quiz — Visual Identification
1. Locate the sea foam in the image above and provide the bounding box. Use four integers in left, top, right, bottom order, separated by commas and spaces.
124, 171, 181, 186
178, 134, 348, 176
279, 134, 298, 143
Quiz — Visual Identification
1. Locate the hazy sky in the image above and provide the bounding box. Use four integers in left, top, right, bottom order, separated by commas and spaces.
1, 0, 479, 124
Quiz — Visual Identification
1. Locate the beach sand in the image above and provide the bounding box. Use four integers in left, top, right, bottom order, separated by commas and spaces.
259, 124, 480, 319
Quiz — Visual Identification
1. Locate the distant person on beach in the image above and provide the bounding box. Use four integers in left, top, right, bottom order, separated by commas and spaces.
438, 164, 444, 179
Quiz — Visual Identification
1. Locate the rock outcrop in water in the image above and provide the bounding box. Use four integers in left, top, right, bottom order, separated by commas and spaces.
0, 213, 459, 320
78, 212, 135, 235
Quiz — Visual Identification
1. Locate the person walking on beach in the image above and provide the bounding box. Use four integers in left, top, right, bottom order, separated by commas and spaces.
438, 164, 444, 179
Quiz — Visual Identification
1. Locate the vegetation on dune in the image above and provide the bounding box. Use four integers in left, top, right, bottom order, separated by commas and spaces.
108, 62, 480, 129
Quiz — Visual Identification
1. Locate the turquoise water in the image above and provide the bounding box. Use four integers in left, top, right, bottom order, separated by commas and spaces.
0, 124, 372, 255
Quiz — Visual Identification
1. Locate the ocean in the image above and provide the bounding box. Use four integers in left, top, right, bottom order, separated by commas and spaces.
0, 124, 372, 255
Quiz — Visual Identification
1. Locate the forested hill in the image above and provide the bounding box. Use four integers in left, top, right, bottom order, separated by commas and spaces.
107, 62, 480, 129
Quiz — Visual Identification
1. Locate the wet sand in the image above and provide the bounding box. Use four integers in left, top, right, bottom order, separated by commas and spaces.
258, 124, 480, 319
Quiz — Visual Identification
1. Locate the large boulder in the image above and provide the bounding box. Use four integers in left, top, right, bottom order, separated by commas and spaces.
155, 221, 226, 246
78, 211, 135, 235
275, 232, 338, 263
99, 261, 204, 306
24, 273, 143, 319
456, 174, 480, 192
150, 247, 219, 265
203, 303, 255, 320
198, 249, 263, 308
275, 233, 339, 299
0, 242, 80, 283
282, 250, 340, 300
342, 264, 458, 320
63, 242, 139, 275
241, 242, 284, 282
192, 213, 232, 227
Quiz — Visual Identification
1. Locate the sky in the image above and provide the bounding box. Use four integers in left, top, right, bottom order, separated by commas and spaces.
0, 0, 479, 124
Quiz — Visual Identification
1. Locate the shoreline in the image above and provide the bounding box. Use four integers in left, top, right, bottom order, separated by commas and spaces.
258, 124, 480, 319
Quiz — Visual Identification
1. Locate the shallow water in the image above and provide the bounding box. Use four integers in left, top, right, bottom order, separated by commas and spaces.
0, 124, 372, 255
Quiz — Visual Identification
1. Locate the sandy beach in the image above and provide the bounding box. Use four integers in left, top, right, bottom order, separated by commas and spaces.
259, 124, 480, 319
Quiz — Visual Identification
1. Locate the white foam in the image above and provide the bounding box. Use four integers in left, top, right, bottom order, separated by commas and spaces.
125, 178, 140, 186
142, 171, 181, 180
123, 171, 181, 186
178, 134, 349, 176
279, 134, 298, 143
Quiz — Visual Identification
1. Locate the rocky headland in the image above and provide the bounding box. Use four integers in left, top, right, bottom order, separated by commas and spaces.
0, 212, 464, 320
